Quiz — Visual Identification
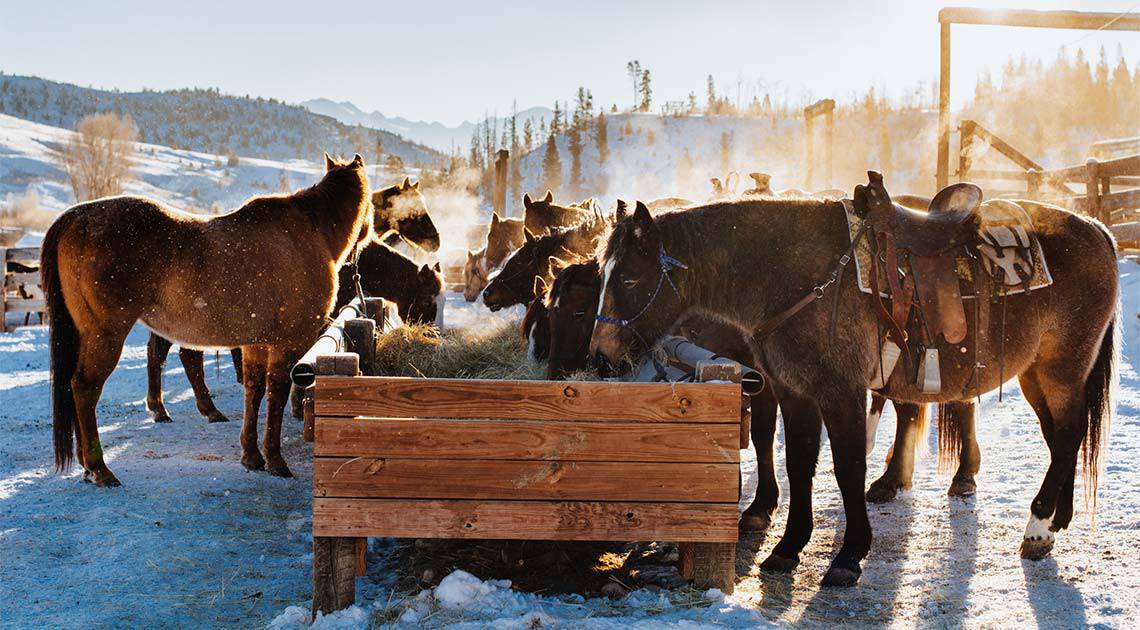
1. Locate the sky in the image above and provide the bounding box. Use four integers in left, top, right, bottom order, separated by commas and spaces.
1, 0, 1138, 126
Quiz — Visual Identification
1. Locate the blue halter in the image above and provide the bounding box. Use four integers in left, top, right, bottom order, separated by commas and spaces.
595, 243, 688, 329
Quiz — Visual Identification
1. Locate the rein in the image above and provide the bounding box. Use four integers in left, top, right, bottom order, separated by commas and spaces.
595, 243, 688, 332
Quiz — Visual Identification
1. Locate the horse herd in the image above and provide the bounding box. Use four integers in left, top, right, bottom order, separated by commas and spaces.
41, 153, 1118, 589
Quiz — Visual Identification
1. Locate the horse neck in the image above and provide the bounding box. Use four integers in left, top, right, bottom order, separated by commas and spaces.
363, 249, 417, 303
299, 178, 367, 263
660, 201, 847, 326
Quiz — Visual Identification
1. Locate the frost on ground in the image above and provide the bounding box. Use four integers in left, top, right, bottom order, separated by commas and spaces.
3, 272, 1140, 627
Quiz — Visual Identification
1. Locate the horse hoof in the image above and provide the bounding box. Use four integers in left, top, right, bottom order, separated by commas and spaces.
1020, 538, 1054, 560
866, 479, 901, 503
267, 464, 294, 478
760, 552, 799, 573
947, 478, 977, 497
821, 564, 861, 587
206, 411, 230, 423
241, 453, 266, 471
152, 413, 174, 424
739, 512, 773, 533
94, 473, 122, 488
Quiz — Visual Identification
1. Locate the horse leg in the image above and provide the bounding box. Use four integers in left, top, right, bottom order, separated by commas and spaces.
239, 345, 268, 471
759, 394, 822, 572
867, 402, 924, 503
263, 346, 301, 478
820, 390, 873, 586
947, 402, 981, 497
145, 333, 174, 423
179, 347, 230, 423
231, 347, 244, 384
1018, 365, 1086, 559
73, 327, 131, 487
740, 387, 779, 532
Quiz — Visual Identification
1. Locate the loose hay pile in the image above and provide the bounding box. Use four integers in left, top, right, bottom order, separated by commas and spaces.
373, 318, 546, 379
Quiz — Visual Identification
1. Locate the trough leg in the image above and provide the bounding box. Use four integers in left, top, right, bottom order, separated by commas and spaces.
312, 536, 359, 618
689, 542, 736, 594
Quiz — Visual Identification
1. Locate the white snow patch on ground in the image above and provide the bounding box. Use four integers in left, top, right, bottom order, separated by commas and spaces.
2, 268, 1139, 627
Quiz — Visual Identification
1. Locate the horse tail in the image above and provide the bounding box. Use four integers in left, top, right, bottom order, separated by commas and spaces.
42, 211, 80, 472
1081, 216, 1119, 511
937, 403, 963, 474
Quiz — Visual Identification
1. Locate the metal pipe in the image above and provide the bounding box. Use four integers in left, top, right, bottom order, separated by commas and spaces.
657, 335, 765, 395
291, 299, 369, 387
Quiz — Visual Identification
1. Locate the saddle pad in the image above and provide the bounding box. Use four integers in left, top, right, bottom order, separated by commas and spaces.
843, 199, 1053, 298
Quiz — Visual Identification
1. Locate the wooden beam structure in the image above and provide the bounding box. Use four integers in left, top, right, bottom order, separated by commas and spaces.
936, 6, 1140, 189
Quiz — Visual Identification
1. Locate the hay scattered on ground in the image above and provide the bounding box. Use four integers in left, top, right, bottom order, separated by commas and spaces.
374, 318, 546, 380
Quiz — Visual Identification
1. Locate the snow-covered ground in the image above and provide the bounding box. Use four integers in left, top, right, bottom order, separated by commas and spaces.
2, 272, 1139, 626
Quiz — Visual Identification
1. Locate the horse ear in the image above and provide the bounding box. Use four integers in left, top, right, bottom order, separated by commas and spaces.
467, 249, 476, 262
548, 255, 570, 275
491, 212, 501, 226
615, 199, 628, 222
324, 152, 336, 171
433, 261, 442, 272
524, 227, 538, 244
631, 201, 653, 238
543, 190, 553, 203
523, 193, 533, 209
402, 177, 411, 190
533, 275, 549, 298
411, 180, 420, 191
351, 154, 364, 168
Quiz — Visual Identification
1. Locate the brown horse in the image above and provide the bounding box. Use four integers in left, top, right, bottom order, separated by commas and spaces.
482, 213, 608, 311
522, 191, 594, 235
336, 239, 443, 324
463, 212, 526, 302
145, 176, 440, 423
590, 186, 1117, 585
44, 153, 372, 486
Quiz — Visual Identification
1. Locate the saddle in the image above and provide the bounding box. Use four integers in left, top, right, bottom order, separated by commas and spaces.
855, 173, 988, 393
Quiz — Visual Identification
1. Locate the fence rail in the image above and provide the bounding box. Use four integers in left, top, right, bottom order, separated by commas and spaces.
2, 246, 44, 332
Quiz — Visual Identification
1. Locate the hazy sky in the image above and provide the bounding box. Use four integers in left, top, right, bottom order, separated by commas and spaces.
2, 0, 1138, 125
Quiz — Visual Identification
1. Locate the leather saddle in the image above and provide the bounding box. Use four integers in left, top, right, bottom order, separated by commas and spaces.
855, 172, 984, 392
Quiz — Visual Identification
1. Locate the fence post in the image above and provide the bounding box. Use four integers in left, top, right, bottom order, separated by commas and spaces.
936, 19, 952, 190
804, 115, 815, 191
1086, 158, 1102, 224
824, 109, 834, 188
1026, 168, 1041, 199
957, 121, 974, 183
493, 149, 509, 217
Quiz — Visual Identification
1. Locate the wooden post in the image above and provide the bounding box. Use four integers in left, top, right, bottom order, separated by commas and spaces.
302, 387, 315, 443
1086, 158, 1102, 223
1026, 168, 1041, 199
804, 115, 815, 190
311, 349, 366, 618
824, 109, 834, 188
343, 318, 376, 377
957, 120, 974, 183
937, 19, 952, 190
493, 149, 509, 217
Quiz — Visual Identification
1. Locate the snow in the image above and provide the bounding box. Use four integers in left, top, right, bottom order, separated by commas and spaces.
2, 268, 1140, 627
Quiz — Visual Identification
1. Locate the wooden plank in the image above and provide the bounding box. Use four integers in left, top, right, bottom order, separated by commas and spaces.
4, 299, 45, 313
313, 458, 738, 503
312, 536, 357, 617
939, 7, 1140, 31
314, 376, 741, 423
1098, 154, 1140, 179
1100, 189, 1140, 215
312, 498, 740, 542
4, 273, 40, 288
314, 417, 740, 463
690, 542, 736, 594
4, 247, 40, 263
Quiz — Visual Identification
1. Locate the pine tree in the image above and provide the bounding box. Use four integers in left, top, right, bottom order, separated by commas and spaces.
551, 101, 563, 135
639, 69, 652, 112
626, 60, 642, 111
523, 118, 534, 153
509, 101, 521, 204
541, 133, 562, 196
568, 125, 582, 197
706, 75, 717, 113
595, 111, 608, 164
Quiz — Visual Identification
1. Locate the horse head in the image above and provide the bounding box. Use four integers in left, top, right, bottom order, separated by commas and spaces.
371, 178, 441, 252
482, 227, 557, 312
589, 200, 684, 376
463, 249, 490, 302
546, 259, 602, 380
401, 262, 443, 325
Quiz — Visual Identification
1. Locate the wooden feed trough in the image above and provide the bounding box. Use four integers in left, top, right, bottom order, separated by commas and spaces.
300, 317, 747, 617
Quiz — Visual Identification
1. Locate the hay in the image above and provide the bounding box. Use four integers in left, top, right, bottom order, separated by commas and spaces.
374, 318, 547, 380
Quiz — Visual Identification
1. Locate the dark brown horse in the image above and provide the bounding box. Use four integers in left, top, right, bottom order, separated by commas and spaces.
590, 187, 1117, 585
482, 214, 608, 311
44, 153, 372, 486
522, 191, 594, 235
464, 212, 526, 302
336, 239, 443, 324
145, 176, 440, 423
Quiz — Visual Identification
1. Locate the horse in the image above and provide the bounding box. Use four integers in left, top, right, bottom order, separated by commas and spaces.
522, 191, 594, 235
521, 282, 552, 364
709, 172, 739, 199
742, 172, 845, 201
43, 153, 372, 486
589, 183, 1117, 586
463, 212, 526, 302
335, 239, 443, 325
145, 175, 441, 423
482, 213, 608, 311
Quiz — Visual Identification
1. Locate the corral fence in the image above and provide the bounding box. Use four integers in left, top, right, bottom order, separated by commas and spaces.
2, 246, 44, 332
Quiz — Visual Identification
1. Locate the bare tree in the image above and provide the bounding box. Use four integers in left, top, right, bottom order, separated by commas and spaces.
62, 112, 138, 201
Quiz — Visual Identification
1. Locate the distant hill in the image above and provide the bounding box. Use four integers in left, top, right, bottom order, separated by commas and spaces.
303, 98, 553, 154
0, 73, 443, 165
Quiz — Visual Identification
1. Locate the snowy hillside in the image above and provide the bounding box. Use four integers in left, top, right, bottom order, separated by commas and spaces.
304, 98, 553, 155
0, 113, 413, 215
507, 110, 940, 212
0, 74, 442, 166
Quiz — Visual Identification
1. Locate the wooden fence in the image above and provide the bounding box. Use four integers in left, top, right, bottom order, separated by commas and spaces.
2, 247, 44, 332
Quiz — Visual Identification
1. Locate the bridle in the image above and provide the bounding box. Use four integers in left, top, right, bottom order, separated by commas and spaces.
594, 243, 688, 353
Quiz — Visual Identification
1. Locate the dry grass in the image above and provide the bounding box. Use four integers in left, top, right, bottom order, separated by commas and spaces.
374, 318, 545, 380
